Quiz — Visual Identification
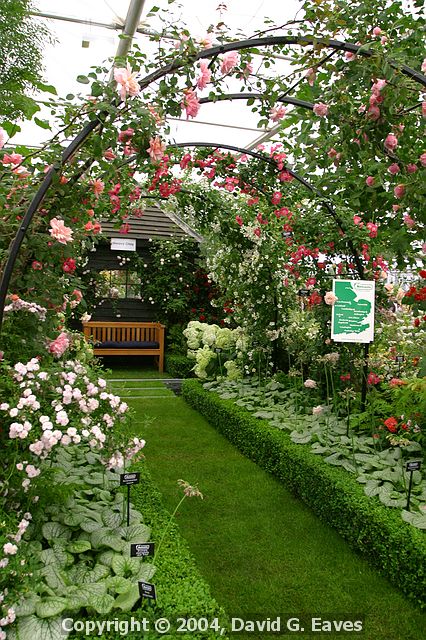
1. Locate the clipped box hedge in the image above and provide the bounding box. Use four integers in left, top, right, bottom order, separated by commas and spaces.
165, 353, 195, 379
182, 379, 426, 608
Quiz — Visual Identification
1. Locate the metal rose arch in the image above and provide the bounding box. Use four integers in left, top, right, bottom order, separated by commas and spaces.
1, 34, 425, 326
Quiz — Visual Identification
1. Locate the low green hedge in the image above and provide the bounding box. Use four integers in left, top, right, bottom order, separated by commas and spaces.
78, 464, 228, 639
182, 379, 426, 608
165, 354, 195, 379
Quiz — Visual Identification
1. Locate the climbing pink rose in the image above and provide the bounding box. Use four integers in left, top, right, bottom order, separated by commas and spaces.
381, 36, 388, 44
197, 60, 211, 90
406, 163, 417, 174
220, 51, 240, 74
49, 218, 73, 244
113, 64, 140, 100
394, 184, 405, 199
182, 88, 200, 119
345, 52, 356, 61
420, 153, 426, 167
366, 222, 378, 238
324, 291, 338, 305
118, 128, 134, 143
367, 105, 380, 120
313, 102, 328, 117
306, 67, 316, 86
422, 102, 426, 118
403, 214, 415, 228
372, 27, 382, 36
366, 176, 375, 187
0, 127, 5, 149
269, 105, 287, 122
387, 163, 400, 175
147, 137, 166, 163
353, 215, 362, 225
384, 133, 398, 151
48, 332, 70, 357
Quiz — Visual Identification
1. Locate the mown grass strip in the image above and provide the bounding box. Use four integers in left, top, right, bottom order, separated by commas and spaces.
121, 384, 425, 640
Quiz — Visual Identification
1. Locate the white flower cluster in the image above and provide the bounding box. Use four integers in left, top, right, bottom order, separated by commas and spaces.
4, 298, 47, 321
183, 321, 242, 380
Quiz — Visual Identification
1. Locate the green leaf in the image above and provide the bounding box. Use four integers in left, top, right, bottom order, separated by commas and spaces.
98, 550, 117, 567
112, 555, 142, 577
91, 528, 126, 552
114, 586, 141, 611
77, 74, 90, 84
41, 565, 68, 592
102, 508, 124, 528
106, 575, 134, 594
34, 117, 51, 130
36, 597, 68, 618
401, 509, 426, 529
364, 480, 381, 497
116, 523, 151, 543
14, 595, 41, 617
42, 522, 72, 541
67, 540, 91, 554
88, 592, 115, 614
36, 82, 57, 95
136, 563, 156, 582
80, 519, 103, 533
7, 615, 69, 640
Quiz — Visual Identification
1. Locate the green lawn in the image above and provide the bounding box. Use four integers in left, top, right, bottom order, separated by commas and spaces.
109, 369, 425, 640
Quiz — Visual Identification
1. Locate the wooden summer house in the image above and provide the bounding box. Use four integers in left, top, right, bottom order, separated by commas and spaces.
86, 205, 202, 322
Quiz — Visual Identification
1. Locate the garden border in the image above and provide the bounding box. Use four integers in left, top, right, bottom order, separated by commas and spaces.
182, 379, 426, 608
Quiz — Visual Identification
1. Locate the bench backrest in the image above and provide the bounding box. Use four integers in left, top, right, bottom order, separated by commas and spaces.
82, 321, 165, 344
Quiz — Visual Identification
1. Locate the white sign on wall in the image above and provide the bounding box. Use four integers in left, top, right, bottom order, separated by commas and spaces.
331, 279, 375, 343
110, 238, 136, 252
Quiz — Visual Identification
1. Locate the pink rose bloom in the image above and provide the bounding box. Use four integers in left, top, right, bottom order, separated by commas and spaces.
422, 58, 426, 73
182, 88, 200, 119
118, 128, 134, 143
304, 379, 317, 389
269, 105, 287, 122
366, 222, 378, 238
220, 51, 240, 74
367, 104, 380, 120
0, 127, 6, 149
392, 204, 400, 212
384, 133, 398, 151
271, 191, 282, 205
367, 372, 380, 385
324, 291, 338, 305
371, 78, 387, 94
403, 214, 415, 228
313, 102, 328, 117
48, 332, 70, 357
394, 184, 405, 199
422, 102, 426, 118
366, 176, 375, 187
420, 153, 426, 167
49, 218, 73, 244
387, 163, 400, 175
306, 67, 316, 86
147, 136, 166, 163
2, 152, 23, 165
406, 163, 417, 174
3, 543, 18, 555
104, 148, 116, 160
90, 179, 104, 196
345, 52, 356, 61
353, 215, 362, 225
113, 63, 140, 100
197, 60, 211, 90
198, 34, 214, 49
372, 27, 382, 36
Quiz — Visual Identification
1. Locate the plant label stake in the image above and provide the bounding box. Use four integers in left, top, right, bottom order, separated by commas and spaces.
395, 355, 404, 377
120, 472, 140, 526
138, 581, 156, 601
131, 543, 155, 557
405, 460, 422, 511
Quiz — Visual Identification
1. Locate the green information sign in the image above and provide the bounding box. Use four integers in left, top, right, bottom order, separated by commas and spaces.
331, 279, 375, 343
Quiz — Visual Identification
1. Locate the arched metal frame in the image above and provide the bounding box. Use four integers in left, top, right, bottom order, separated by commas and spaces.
1, 34, 425, 326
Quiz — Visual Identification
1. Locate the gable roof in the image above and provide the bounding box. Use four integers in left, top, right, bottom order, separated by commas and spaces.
101, 205, 203, 242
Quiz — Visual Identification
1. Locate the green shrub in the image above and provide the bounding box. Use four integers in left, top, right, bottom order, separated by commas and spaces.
166, 353, 195, 378
182, 379, 426, 609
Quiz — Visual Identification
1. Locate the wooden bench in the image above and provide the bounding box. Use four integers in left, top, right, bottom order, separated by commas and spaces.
82, 321, 165, 372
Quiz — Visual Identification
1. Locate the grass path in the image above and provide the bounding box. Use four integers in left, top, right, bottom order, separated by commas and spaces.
107, 374, 425, 640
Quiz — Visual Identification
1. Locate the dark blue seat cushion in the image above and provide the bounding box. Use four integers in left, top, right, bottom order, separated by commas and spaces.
97, 340, 159, 349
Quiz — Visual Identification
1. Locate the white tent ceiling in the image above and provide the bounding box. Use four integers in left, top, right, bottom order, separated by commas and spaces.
15, 0, 302, 149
